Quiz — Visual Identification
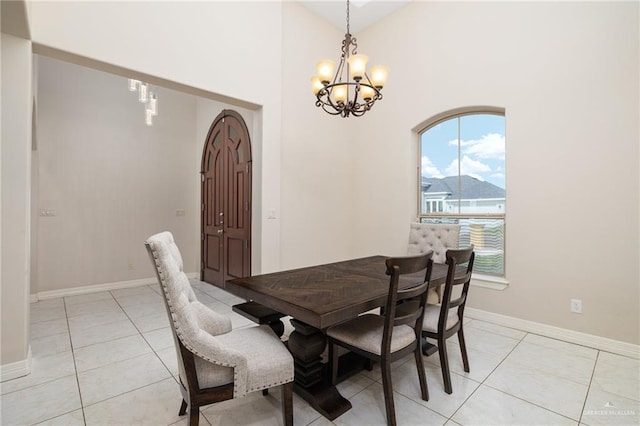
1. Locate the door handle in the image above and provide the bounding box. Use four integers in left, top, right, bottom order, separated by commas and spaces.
217, 229, 223, 235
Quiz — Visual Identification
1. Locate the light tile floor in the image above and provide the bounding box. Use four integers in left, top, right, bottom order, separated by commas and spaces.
1, 280, 638, 426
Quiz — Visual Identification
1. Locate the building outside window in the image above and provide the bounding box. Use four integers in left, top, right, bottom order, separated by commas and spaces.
419, 108, 506, 276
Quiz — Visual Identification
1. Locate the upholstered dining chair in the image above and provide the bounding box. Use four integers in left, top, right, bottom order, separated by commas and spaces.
326, 252, 434, 426
421, 246, 475, 394
144, 231, 294, 426
407, 222, 461, 304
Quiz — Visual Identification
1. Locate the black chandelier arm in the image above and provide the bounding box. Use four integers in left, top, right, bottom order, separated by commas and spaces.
324, 104, 348, 117
320, 81, 383, 103
321, 81, 356, 109
316, 98, 345, 116
362, 72, 377, 89
349, 35, 358, 56
333, 57, 347, 86
315, 81, 383, 118
316, 89, 347, 116
316, 87, 345, 113
321, 81, 380, 95
341, 33, 358, 57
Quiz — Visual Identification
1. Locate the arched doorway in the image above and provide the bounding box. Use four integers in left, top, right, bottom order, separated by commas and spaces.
200, 110, 252, 288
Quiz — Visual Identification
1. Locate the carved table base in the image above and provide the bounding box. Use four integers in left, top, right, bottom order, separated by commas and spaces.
287, 319, 351, 420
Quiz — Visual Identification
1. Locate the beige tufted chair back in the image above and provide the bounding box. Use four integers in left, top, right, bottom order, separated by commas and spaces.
407, 223, 460, 303
407, 223, 461, 263
144, 231, 294, 425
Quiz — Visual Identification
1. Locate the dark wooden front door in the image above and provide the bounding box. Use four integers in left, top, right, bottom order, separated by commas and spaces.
201, 110, 252, 288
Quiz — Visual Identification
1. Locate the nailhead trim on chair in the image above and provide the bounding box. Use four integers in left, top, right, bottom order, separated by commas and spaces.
150, 247, 293, 396
151, 250, 239, 378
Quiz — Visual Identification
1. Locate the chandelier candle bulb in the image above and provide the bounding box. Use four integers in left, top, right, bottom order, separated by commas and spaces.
347, 54, 368, 81
360, 85, 375, 101
145, 108, 153, 126
333, 86, 348, 103
370, 65, 389, 89
311, 76, 324, 95
317, 60, 335, 85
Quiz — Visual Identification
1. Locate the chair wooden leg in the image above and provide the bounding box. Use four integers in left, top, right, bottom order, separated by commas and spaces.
458, 327, 470, 373
329, 341, 339, 385
380, 359, 397, 426
179, 399, 188, 416
281, 382, 293, 426
438, 337, 453, 394
414, 344, 429, 401
189, 405, 199, 426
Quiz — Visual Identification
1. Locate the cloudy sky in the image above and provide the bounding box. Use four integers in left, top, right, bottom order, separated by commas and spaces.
421, 114, 505, 189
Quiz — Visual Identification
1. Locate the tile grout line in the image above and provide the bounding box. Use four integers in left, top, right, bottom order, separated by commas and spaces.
66, 292, 139, 360
80, 376, 172, 411
63, 296, 89, 426
382, 354, 450, 421
5, 299, 83, 423
476, 331, 585, 423
1, 309, 70, 397
578, 349, 601, 426
445, 329, 529, 423
107, 284, 194, 422
108, 287, 174, 374
77, 287, 181, 424
22, 290, 633, 425
316, 318, 529, 423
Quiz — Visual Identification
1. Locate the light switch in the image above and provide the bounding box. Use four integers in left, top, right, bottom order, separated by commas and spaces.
267, 209, 276, 219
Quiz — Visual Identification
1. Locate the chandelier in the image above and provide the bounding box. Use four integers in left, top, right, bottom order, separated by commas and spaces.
127, 79, 158, 126
311, 0, 388, 118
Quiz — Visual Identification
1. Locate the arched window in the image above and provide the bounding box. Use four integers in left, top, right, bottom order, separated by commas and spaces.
419, 107, 506, 277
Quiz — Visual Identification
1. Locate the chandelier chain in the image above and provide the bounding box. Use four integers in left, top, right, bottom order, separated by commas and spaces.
346, 0, 350, 35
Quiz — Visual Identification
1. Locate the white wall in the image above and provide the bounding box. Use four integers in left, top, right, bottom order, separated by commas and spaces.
1, 33, 32, 368
280, 2, 356, 269
35, 56, 200, 292
29, 0, 284, 274
352, 1, 639, 344
34, 57, 264, 295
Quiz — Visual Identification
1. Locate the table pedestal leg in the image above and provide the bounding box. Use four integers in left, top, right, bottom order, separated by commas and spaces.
287, 319, 351, 420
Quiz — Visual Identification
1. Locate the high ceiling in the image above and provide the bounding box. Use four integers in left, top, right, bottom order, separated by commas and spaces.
297, 0, 410, 34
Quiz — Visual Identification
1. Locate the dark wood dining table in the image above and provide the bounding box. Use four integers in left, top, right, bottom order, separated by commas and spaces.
225, 255, 450, 420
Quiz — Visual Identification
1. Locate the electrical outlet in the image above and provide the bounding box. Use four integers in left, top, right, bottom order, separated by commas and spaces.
128, 261, 135, 270
570, 299, 582, 313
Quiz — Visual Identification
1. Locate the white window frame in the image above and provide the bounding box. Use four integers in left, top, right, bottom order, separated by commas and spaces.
416, 106, 508, 289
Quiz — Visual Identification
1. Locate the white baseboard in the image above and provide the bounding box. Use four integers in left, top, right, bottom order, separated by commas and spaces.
27, 279, 637, 359
31, 273, 199, 301
1, 346, 32, 382
466, 307, 640, 359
